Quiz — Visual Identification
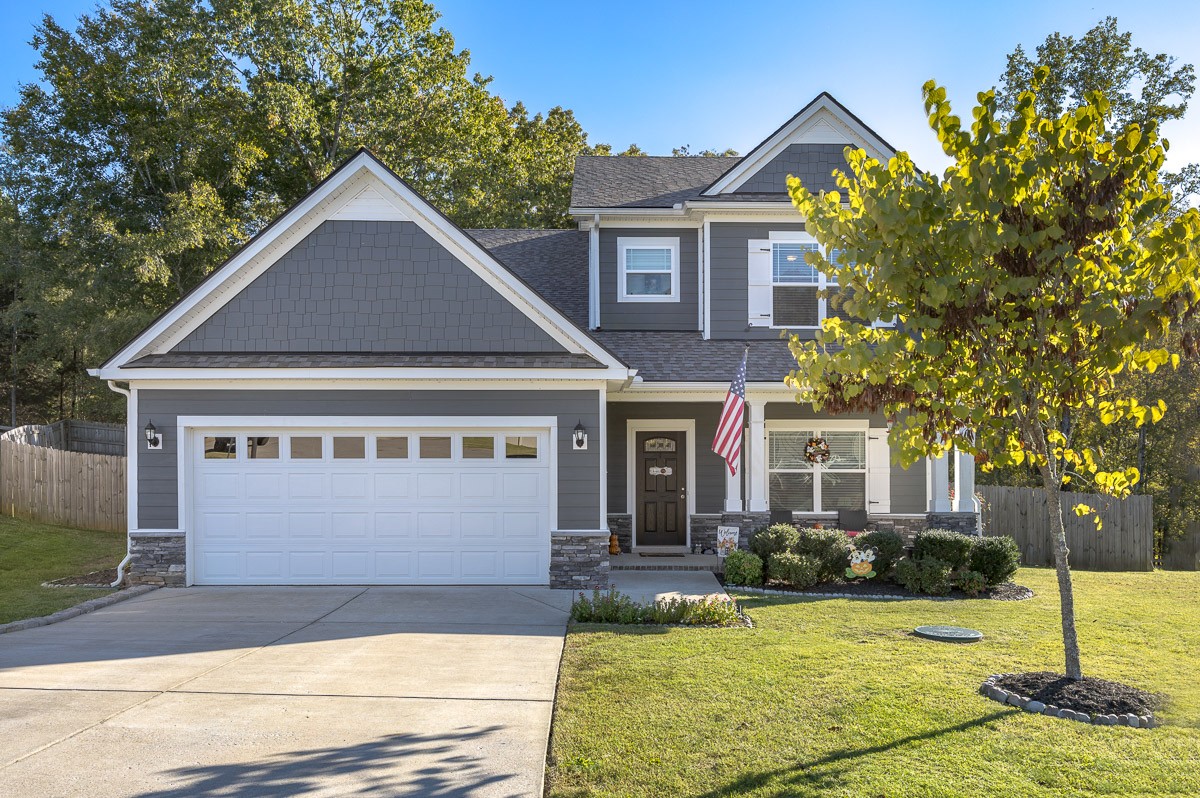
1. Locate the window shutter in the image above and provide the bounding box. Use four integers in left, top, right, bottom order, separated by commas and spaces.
748, 239, 772, 327
867, 428, 891, 514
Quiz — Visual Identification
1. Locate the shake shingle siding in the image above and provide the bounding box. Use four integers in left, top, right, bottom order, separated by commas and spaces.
173, 220, 565, 354
599, 228, 699, 331
734, 143, 850, 195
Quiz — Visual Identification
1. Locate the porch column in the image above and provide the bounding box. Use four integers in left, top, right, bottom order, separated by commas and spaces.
928, 453, 952, 512
724, 444, 743, 512
747, 399, 768, 512
953, 446, 976, 513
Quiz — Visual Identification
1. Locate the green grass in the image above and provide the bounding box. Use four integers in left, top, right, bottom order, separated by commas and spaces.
0, 515, 126, 624
547, 569, 1200, 797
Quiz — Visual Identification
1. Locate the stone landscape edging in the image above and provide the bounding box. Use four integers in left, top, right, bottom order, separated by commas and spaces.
979, 673, 1159, 728
0, 584, 159, 635
730, 584, 959, 601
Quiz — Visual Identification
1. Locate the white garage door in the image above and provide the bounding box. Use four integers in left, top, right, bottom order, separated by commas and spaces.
189, 426, 552, 585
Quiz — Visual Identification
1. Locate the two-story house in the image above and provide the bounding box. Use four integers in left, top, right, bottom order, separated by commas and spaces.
91, 93, 979, 589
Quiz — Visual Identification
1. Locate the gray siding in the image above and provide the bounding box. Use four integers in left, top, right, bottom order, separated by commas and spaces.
735, 143, 849, 195
174, 220, 564, 353
137, 389, 601, 530
765, 402, 926, 514
709, 221, 806, 340
599, 228, 699, 331
606, 402, 727, 514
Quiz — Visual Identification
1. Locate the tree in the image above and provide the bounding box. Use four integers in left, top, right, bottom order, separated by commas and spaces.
785, 70, 1200, 679
671, 145, 739, 157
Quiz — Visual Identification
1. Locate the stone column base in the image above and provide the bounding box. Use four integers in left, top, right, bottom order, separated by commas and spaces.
128, 533, 186, 587
719, 512, 771, 550
925, 512, 981, 536
550, 531, 610, 590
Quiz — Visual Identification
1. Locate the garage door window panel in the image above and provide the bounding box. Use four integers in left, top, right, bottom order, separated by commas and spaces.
420, 436, 452, 459
376, 436, 409, 459
290, 436, 323, 460
245, 436, 280, 459
204, 436, 237, 459
333, 436, 366, 459
506, 436, 539, 459
463, 436, 496, 459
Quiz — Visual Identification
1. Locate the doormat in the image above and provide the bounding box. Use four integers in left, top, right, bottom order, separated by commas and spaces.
638, 553, 685, 558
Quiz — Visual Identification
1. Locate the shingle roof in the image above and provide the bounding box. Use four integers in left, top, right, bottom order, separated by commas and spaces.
570, 156, 740, 209
467, 229, 589, 328
123, 352, 604, 369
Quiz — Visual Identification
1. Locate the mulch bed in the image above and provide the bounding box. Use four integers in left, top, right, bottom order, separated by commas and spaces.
719, 575, 1033, 601
45, 568, 118, 588
994, 671, 1161, 717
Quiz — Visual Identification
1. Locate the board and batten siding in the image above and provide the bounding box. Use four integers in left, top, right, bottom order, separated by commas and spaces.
709, 222, 807, 340
765, 402, 927, 514
173, 220, 565, 354
606, 401, 727, 515
136, 389, 602, 531
598, 228, 699, 331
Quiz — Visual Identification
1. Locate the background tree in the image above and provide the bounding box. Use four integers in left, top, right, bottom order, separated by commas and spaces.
786, 72, 1200, 679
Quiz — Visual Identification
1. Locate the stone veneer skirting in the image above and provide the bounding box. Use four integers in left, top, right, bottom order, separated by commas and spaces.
550, 531, 610, 590
127, 533, 186, 587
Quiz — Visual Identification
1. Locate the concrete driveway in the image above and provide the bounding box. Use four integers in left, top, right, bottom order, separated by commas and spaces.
0, 586, 572, 797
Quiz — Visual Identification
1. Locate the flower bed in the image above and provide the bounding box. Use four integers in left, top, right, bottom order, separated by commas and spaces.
570, 589, 750, 627
981, 671, 1162, 727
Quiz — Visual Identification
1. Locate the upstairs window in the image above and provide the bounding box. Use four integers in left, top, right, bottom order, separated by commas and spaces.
749, 235, 860, 328
618, 237, 679, 302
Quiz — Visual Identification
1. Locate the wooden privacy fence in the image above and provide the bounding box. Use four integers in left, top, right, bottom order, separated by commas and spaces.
0, 440, 126, 532
979, 485, 1154, 571
0, 420, 125, 456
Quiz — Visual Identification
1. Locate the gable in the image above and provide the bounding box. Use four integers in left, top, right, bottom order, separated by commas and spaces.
172, 220, 566, 354
702, 94, 897, 197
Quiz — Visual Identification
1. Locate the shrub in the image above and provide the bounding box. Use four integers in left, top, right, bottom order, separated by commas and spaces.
767, 551, 822, 589
952, 569, 988, 597
913, 528, 975, 569
970, 535, 1021, 586
895, 556, 953, 595
856, 530, 905, 577
570, 588, 643, 623
678, 594, 743, 626
794, 527, 852, 582
723, 550, 764, 586
570, 590, 743, 626
750, 523, 799, 562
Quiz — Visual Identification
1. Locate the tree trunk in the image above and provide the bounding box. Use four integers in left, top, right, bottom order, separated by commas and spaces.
1039, 465, 1083, 680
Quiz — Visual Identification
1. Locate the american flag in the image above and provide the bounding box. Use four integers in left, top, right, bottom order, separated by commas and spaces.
712, 348, 748, 476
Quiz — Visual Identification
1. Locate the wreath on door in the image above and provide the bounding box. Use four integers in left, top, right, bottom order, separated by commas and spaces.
805, 436, 831, 464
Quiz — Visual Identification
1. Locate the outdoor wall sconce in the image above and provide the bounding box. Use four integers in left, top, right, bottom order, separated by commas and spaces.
145, 420, 162, 450
572, 421, 588, 451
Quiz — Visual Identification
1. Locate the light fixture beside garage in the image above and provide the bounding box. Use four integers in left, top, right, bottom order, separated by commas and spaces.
572, 421, 588, 451
145, 420, 162, 450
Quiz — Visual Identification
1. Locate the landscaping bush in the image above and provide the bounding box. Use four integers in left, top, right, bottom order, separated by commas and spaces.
570, 589, 744, 626
723, 550, 764, 586
750, 523, 800, 562
895, 556, 953, 595
912, 528, 975, 569
970, 535, 1021, 586
855, 530, 905, 577
794, 527, 852, 582
952, 569, 988, 597
767, 551, 822, 589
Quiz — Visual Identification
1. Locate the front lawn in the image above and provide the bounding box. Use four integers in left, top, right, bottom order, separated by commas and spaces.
547, 569, 1200, 797
0, 516, 126, 624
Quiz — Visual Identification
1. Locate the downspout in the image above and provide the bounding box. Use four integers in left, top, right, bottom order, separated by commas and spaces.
105, 380, 133, 588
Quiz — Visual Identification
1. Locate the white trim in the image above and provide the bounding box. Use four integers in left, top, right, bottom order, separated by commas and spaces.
609, 382, 795, 402
702, 219, 712, 340
598, 384, 608, 530
588, 214, 601, 329
123, 377, 617, 392
128, 386, 139, 530
177, 414, 559, 587
95, 366, 631, 382
616, 236, 680, 303
570, 207, 689, 218
696, 226, 705, 333
625, 419, 696, 549
702, 96, 895, 196
764, 420, 871, 513
99, 152, 629, 377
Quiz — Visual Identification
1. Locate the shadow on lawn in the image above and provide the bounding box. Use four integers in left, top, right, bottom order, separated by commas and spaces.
692, 710, 1014, 797
130, 726, 522, 798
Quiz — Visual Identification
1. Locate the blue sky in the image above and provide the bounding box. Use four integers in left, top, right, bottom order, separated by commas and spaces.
2, 0, 1198, 173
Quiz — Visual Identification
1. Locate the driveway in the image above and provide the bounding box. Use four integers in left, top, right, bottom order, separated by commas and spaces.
0, 586, 572, 797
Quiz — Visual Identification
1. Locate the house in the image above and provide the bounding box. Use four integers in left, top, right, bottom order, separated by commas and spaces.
90, 93, 978, 589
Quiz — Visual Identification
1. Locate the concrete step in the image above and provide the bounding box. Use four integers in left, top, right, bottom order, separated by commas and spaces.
611, 553, 723, 572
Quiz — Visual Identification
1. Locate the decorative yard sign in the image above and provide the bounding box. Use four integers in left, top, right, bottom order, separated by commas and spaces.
846, 545, 877, 579
716, 526, 740, 558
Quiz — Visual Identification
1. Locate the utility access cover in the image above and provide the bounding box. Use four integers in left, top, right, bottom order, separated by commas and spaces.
914, 625, 983, 643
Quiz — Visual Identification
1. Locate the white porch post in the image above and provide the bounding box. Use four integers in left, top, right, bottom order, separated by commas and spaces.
724, 445, 743, 512
748, 399, 768, 512
928, 453, 952, 512
953, 446, 976, 513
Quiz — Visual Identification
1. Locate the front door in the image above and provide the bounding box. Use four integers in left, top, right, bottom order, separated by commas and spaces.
636, 431, 687, 546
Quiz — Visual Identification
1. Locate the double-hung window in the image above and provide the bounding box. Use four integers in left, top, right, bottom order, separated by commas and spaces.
767, 428, 868, 512
618, 237, 679, 302
749, 234, 861, 327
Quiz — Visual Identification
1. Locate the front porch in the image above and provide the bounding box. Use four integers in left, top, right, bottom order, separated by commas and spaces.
605, 393, 979, 555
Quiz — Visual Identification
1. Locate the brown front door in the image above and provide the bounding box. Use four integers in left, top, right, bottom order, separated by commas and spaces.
636, 431, 687, 546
